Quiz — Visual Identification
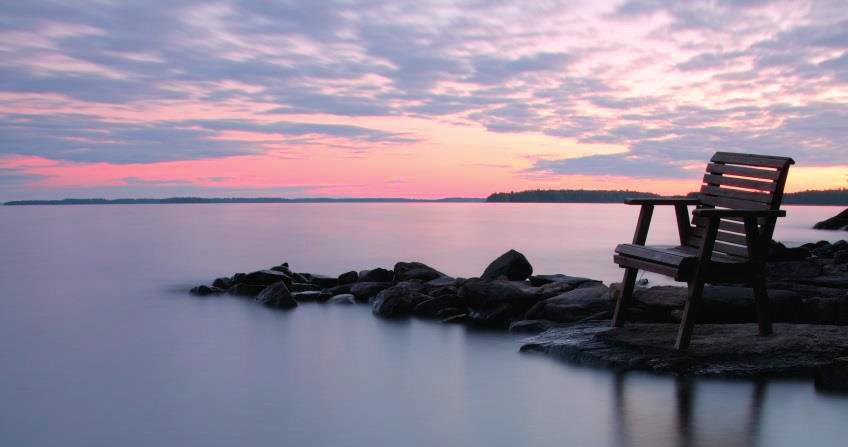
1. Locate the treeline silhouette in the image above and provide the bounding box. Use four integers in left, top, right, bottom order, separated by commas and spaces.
487, 188, 848, 205
4, 197, 484, 206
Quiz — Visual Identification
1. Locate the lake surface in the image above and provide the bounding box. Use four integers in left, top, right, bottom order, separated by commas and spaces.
1, 203, 846, 447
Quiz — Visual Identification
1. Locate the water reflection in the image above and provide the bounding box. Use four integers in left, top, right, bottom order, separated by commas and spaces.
612, 373, 768, 447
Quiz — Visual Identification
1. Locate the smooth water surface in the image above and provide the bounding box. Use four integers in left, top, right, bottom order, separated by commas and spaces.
1, 203, 846, 446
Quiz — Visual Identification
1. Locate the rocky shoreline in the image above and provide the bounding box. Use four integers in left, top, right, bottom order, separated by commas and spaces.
190, 242, 848, 393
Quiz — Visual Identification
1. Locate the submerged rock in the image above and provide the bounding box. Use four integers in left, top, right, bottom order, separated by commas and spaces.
481, 249, 533, 281
255, 282, 297, 309
190, 285, 223, 296
327, 294, 356, 305
521, 322, 848, 377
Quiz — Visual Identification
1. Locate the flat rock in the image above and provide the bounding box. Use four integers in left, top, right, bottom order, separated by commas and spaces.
767, 261, 823, 279
521, 322, 848, 377
509, 319, 557, 334
529, 274, 599, 287
525, 285, 611, 322
813, 209, 848, 230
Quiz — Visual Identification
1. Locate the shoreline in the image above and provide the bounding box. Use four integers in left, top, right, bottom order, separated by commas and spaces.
189, 245, 848, 392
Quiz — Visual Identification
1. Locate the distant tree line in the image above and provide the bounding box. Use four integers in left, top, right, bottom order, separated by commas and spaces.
488, 188, 848, 205
486, 189, 663, 203
4, 197, 485, 206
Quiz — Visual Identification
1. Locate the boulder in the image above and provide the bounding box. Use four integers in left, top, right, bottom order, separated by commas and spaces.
324, 284, 352, 296
768, 241, 810, 262
227, 283, 265, 297
372, 285, 430, 318
813, 209, 848, 230
834, 250, 848, 264
359, 268, 394, 283
349, 282, 394, 302
337, 271, 359, 285
435, 308, 466, 320
212, 277, 232, 289
309, 274, 339, 288
467, 303, 515, 327
327, 294, 356, 305
509, 319, 556, 334
766, 261, 823, 279
270, 263, 292, 275
457, 278, 536, 308
255, 282, 297, 309
393, 261, 445, 282
292, 291, 323, 302
290, 272, 311, 283
240, 270, 292, 287
190, 285, 223, 296
413, 295, 461, 318
481, 249, 533, 281
525, 285, 611, 322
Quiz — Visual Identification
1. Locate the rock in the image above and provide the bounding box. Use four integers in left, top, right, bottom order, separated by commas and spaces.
467, 303, 515, 327
617, 284, 803, 323
212, 277, 232, 289
458, 278, 538, 309
441, 313, 471, 324
372, 285, 428, 318
768, 281, 847, 298
324, 284, 352, 296
292, 291, 323, 302
337, 271, 359, 285
435, 307, 466, 319
529, 274, 599, 287
509, 319, 556, 334
413, 295, 461, 318
359, 268, 394, 283
309, 274, 339, 288
768, 241, 810, 262
815, 357, 848, 393
834, 250, 848, 264
240, 270, 292, 287
812, 244, 837, 258
795, 276, 848, 289
801, 240, 831, 250
481, 249, 533, 281
190, 285, 223, 296
801, 297, 845, 325
227, 283, 265, 297
813, 209, 848, 230
327, 294, 356, 305
766, 261, 823, 279
350, 282, 394, 302
270, 263, 292, 275
255, 282, 297, 309
289, 282, 322, 292
525, 285, 611, 322
290, 272, 311, 283
393, 261, 445, 282
521, 322, 848, 377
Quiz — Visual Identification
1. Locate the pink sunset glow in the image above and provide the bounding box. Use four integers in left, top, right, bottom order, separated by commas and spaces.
1, 1, 846, 199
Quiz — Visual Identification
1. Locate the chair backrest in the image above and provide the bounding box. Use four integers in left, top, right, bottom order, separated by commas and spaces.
687, 152, 794, 259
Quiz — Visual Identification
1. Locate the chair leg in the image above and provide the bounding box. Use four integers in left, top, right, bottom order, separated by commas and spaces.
675, 279, 705, 350
752, 276, 773, 336
612, 267, 638, 327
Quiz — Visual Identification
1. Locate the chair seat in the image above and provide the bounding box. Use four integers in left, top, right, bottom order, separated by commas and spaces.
614, 244, 750, 281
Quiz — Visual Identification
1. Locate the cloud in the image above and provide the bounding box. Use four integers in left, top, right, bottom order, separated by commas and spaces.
529, 153, 693, 179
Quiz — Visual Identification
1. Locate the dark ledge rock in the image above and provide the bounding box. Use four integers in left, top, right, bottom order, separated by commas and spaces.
520, 322, 848, 377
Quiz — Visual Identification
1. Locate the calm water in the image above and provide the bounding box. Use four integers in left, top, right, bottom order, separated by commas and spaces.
1, 203, 846, 447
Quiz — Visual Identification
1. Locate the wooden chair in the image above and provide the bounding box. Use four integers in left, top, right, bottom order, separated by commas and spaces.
612, 152, 794, 350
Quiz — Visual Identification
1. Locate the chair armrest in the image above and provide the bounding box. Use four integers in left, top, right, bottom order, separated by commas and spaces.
692, 209, 786, 218
624, 197, 700, 206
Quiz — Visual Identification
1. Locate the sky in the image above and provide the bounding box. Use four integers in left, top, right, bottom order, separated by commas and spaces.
0, 0, 846, 200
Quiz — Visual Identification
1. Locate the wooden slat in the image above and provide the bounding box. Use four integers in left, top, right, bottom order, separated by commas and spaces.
702, 174, 775, 192
700, 185, 773, 204
692, 216, 747, 234
615, 244, 691, 266
705, 163, 780, 180
691, 226, 749, 246
712, 152, 793, 168
614, 255, 682, 279
713, 240, 750, 258
699, 194, 770, 210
